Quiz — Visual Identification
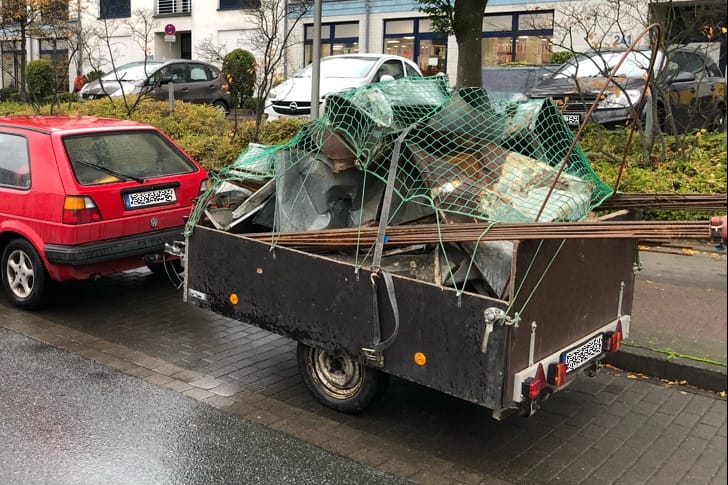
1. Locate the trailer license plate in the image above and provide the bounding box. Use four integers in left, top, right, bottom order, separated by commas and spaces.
562, 333, 604, 372
563, 114, 581, 127
125, 188, 176, 209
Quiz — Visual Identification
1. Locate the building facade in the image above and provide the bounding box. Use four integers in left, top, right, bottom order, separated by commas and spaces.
0, 0, 724, 92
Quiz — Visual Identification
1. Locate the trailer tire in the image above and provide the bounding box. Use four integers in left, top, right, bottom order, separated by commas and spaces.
297, 342, 388, 414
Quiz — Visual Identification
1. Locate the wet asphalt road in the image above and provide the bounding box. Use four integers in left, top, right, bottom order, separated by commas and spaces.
0, 327, 410, 485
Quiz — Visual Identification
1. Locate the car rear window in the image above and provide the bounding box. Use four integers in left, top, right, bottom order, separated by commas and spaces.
63, 130, 197, 185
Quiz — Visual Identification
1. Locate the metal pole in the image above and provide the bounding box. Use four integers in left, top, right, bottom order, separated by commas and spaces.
310, 0, 321, 119
168, 81, 175, 112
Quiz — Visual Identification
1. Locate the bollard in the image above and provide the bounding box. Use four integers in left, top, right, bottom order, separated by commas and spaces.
168, 81, 175, 112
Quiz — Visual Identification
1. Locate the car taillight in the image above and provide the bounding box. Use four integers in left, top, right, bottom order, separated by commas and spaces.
63, 195, 102, 224
522, 363, 546, 401
604, 320, 623, 353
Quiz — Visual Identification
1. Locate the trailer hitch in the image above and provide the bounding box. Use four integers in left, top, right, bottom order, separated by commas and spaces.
481, 307, 520, 353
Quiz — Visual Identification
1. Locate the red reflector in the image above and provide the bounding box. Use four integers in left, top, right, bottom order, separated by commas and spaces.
604, 320, 624, 353
548, 362, 568, 386
523, 363, 546, 401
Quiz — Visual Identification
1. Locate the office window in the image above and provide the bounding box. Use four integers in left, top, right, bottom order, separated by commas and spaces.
304, 22, 359, 66
384, 18, 447, 76
100, 0, 131, 19
482, 10, 554, 66
220, 0, 261, 9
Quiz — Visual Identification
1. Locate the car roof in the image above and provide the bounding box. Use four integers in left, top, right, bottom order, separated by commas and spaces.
0, 115, 152, 134
323, 53, 409, 60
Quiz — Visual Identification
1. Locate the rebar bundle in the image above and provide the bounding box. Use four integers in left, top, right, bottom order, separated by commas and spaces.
598, 193, 727, 211
245, 220, 712, 250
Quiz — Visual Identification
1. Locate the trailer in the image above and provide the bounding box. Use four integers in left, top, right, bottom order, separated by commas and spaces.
172, 79, 639, 419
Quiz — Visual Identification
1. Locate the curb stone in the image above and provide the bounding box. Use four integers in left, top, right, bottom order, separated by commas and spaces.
603, 344, 727, 393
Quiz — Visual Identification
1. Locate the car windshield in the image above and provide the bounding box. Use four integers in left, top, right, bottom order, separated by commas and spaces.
100, 62, 164, 82
294, 57, 379, 79
63, 131, 196, 185
554, 50, 664, 78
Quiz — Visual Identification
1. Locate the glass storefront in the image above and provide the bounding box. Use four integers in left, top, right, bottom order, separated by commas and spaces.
304, 22, 359, 66
481, 10, 554, 66
383, 18, 447, 76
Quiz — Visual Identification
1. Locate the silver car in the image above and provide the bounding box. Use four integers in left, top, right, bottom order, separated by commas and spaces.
80, 60, 232, 113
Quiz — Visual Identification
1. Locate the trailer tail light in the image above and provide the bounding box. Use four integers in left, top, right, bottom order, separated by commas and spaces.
547, 362, 567, 387
522, 363, 546, 400
63, 196, 101, 224
604, 320, 624, 353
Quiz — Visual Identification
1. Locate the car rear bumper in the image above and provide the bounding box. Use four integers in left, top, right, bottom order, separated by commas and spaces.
44, 227, 183, 265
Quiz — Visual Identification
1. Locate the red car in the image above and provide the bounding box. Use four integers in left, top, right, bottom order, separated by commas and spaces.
0, 116, 208, 310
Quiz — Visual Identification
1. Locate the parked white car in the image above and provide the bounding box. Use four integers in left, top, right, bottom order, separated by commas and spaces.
264, 54, 423, 119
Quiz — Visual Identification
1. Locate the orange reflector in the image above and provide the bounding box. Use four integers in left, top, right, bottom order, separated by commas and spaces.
523, 363, 546, 401
229, 293, 239, 305
413, 352, 427, 366
548, 362, 568, 386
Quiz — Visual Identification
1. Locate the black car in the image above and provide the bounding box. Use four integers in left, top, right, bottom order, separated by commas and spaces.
79, 60, 232, 113
527, 47, 727, 133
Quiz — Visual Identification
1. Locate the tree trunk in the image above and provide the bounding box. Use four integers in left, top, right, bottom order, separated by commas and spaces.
453, 0, 486, 87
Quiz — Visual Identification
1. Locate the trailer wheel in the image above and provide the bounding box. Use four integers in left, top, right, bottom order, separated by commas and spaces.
297, 342, 388, 414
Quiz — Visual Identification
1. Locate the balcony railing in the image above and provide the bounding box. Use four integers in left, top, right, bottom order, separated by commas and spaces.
157, 0, 191, 16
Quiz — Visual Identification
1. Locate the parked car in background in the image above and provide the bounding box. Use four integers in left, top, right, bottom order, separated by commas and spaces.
264, 54, 423, 119
0, 116, 208, 310
79, 60, 232, 113
526, 47, 727, 133
481, 65, 559, 102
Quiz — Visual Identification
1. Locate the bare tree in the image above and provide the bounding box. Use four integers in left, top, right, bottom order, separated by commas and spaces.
85, 8, 159, 117
195, 37, 228, 66
244, 0, 312, 139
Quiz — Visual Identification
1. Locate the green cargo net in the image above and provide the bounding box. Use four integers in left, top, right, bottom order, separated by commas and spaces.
190, 76, 611, 234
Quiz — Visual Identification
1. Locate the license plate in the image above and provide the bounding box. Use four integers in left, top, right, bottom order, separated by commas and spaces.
561, 333, 604, 373
563, 113, 581, 127
124, 188, 177, 209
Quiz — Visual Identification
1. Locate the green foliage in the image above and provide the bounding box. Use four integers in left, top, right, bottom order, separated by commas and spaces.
0, 88, 18, 101
583, 127, 727, 220
85, 70, 104, 83
258, 118, 306, 145
550, 50, 574, 65
26, 59, 55, 98
222, 49, 257, 108
417, 0, 454, 34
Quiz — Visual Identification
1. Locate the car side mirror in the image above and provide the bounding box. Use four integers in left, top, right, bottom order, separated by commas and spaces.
379, 74, 395, 82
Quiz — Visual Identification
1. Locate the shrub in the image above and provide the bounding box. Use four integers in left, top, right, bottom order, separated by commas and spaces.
85, 70, 103, 83
550, 50, 574, 65
0, 87, 18, 101
222, 49, 256, 109
26, 59, 55, 99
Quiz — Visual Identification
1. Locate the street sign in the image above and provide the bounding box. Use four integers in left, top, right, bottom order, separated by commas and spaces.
164, 35, 176, 42
164, 24, 176, 35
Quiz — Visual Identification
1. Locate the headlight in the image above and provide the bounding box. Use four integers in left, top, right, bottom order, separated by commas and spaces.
599, 88, 642, 109
267, 90, 278, 101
